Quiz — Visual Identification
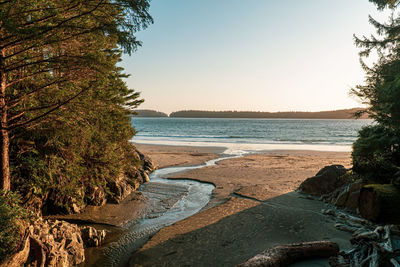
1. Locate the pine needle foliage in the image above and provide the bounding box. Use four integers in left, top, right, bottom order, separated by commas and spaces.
352, 1, 400, 184
0, 0, 152, 191
0, 0, 152, 213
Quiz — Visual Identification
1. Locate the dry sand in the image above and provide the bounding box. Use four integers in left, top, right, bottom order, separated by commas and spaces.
130, 145, 353, 267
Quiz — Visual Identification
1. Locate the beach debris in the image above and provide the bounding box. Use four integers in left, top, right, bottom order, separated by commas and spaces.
329, 225, 400, 267
334, 223, 360, 234
236, 241, 339, 267
321, 208, 372, 229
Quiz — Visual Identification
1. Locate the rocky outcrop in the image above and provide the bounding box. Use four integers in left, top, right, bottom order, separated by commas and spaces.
25, 148, 156, 214
298, 165, 348, 196
108, 172, 140, 204
135, 149, 156, 174
80, 226, 106, 248
2, 219, 108, 267
358, 184, 400, 223
25, 218, 85, 267
107, 149, 155, 204
333, 180, 365, 212
86, 186, 107, 206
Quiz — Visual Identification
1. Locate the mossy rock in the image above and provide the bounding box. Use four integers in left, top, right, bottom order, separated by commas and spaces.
359, 184, 400, 223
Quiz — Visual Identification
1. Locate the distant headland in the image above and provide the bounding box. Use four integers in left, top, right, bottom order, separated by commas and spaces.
135, 108, 370, 119
135, 109, 168, 117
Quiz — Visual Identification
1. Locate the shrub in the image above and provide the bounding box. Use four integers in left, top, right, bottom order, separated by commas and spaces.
352, 125, 400, 183
0, 191, 27, 262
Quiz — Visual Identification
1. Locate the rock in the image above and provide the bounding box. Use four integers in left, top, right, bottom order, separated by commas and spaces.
108, 173, 136, 203
0, 230, 30, 267
86, 186, 107, 206
143, 172, 150, 183
25, 218, 85, 266
80, 226, 106, 248
136, 149, 156, 172
298, 165, 347, 196
334, 180, 365, 212
22, 191, 45, 216
44, 190, 84, 214
28, 236, 47, 267
359, 184, 400, 222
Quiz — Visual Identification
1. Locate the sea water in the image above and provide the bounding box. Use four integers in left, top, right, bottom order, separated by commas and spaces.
130, 117, 372, 152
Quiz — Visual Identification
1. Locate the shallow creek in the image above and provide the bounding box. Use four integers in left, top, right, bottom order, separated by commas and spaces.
83, 152, 243, 267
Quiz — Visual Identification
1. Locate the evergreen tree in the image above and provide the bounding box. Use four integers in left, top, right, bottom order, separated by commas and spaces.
352, 0, 400, 183
0, 0, 152, 191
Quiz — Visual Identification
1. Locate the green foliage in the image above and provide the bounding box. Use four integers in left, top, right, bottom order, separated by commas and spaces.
0, 191, 27, 262
0, 0, 152, 132
352, 125, 400, 183
369, 0, 400, 10
0, 1, 152, 213
338, 170, 362, 184
0, 0, 153, 192
10, 56, 145, 213
352, 3, 400, 184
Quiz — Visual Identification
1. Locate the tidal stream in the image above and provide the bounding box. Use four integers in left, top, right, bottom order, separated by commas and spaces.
84, 151, 243, 267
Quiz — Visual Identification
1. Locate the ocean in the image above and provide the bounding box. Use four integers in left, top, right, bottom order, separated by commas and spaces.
130, 117, 372, 153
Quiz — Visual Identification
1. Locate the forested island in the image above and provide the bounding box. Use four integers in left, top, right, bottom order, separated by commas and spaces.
135, 109, 168, 117
169, 108, 370, 119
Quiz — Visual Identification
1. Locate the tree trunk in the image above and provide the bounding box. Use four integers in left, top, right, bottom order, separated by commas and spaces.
0, 49, 10, 191
0, 129, 10, 191
237, 241, 339, 267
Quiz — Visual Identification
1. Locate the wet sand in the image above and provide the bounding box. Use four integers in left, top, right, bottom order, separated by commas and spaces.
130, 145, 353, 267
134, 144, 224, 168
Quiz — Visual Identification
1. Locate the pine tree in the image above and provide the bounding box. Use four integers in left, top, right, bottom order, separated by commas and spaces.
352, 0, 400, 182
0, 0, 152, 191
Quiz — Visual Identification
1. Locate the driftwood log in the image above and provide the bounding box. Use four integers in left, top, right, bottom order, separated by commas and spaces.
330, 225, 400, 267
359, 184, 400, 223
237, 241, 339, 267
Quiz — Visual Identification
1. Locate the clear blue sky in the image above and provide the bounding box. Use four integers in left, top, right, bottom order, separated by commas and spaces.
120, 0, 389, 114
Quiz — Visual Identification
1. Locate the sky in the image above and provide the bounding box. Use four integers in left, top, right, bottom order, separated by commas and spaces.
120, 0, 391, 114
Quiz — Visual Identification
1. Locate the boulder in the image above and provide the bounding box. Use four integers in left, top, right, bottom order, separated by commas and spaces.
359, 184, 400, 222
80, 226, 106, 247
298, 165, 347, 196
334, 180, 365, 212
25, 218, 85, 266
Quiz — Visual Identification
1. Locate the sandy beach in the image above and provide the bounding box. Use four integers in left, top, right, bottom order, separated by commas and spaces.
129, 144, 354, 266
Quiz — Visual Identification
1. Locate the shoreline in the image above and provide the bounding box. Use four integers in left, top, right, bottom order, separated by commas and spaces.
129, 143, 353, 266
134, 143, 352, 210
132, 139, 353, 153
63, 143, 354, 266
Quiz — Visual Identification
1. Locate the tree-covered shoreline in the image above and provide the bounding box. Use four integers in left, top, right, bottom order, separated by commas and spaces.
0, 0, 153, 262
169, 108, 370, 119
